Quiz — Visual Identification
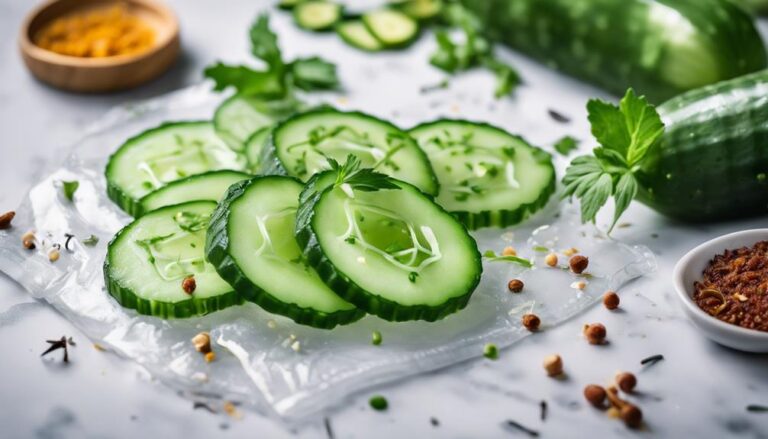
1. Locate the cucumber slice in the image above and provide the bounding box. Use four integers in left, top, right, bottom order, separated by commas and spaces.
213, 95, 301, 151
296, 174, 482, 321
244, 127, 272, 172
206, 176, 364, 329
409, 120, 555, 229
395, 0, 443, 21
105, 201, 242, 318
294, 1, 343, 31
362, 9, 419, 48
263, 108, 439, 195
336, 20, 384, 51
106, 121, 247, 215
135, 170, 251, 217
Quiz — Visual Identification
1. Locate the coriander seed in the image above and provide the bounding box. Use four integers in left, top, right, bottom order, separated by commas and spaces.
542, 354, 563, 376
584, 384, 607, 407
508, 279, 524, 293
616, 372, 637, 393
603, 291, 620, 310
522, 313, 541, 331
569, 255, 589, 274
583, 323, 606, 344
182, 275, 196, 294
0, 211, 15, 229
502, 246, 517, 257
544, 253, 558, 267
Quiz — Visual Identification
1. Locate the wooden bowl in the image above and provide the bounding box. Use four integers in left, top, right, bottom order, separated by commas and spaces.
19, 0, 180, 93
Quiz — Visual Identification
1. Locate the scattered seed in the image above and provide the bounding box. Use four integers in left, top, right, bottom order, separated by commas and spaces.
507, 279, 524, 293
569, 255, 589, 274
583, 323, 606, 345
504, 419, 539, 437
502, 246, 517, 257
620, 404, 643, 429
0, 211, 15, 229
182, 275, 196, 294
562, 247, 578, 257
372, 330, 382, 346
616, 372, 637, 393
48, 249, 60, 262
291, 340, 301, 352
430, 417, 440, 426
542, 354, 563, 376
204, 351, 216, 363
22, 230, 36, 249
267, 319, 277, 329
93, 343, 107, 351
223, 401, 242, 419
192, 332, 212, 354
369, 395, 388, 411
603, 291, 620, 310
584, 384, 607, 407
522, 313, 541, 331
544, 253, 558, 267
571, 281, 586, 290
483, 343, 499, 360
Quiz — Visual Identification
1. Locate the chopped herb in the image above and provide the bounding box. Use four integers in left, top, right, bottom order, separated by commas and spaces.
372, 330, 382, 346
548, 109, 570, 123
345, 236, 356, 244
82, 235, 99, 246
174, 211, 210, 233
532, 245, 549, 253
328, 155, 401, 193
483, 343, 498, 360
408, 272, 419, 283
482, 250, 533, 268
747, 405, 768, 413
290, 57, 339, 91
41, 336, 73, 363
640, 354, 664, 366
504, 420, 539, 437
553, 136, 579, 156
64, 233, 75, 252
61, 180, 79, 202
369, 395, 388, 411
540, 400, 547, 421
420, 79, 450, 94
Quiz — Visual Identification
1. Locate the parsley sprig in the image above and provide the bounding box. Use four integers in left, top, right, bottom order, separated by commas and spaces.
329, 156, 401, 192
204, 14, 339, 98
562, 89, 665, 233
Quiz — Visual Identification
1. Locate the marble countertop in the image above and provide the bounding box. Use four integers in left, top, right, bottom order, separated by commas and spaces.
1, 1, 767, 437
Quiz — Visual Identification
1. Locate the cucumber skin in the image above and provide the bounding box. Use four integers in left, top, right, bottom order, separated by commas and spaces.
104, 202, 244, 319
462, 0, 767, 103
260, 108, 441, 196
409, 120, 556, 230
637, 70, 768, 222
295, 179, 483, 322
205, 177, 365, 329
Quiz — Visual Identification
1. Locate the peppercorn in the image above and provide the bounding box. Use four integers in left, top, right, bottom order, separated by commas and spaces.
583, 323, 606, 344
182, 275, 196, 294
616, 372, 637, 393
522, 313, 541, 331
620, 404, 643, 429
583, 384, 607, 407
508, 279, 524, 293
542, 354, 563, 376
569, 255, 589, 274
544, 253, 558, 267
603, 291, 620, 310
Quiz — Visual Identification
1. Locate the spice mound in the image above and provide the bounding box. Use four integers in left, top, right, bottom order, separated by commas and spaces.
34, 6, 155, 58
693, 241, 768, 332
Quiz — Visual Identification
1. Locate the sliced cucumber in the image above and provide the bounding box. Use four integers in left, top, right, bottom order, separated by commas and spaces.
135, 170, 251, 217
409, 120, 555, 229
395, 0, 443, 21
105, 121, 247, 215
296, 174, 482, 321
294, 1, 343, 31
279, 0, 304, 9
336, 20, 384, 51
105, 201, 242, 318
263, 108, 439, 195
213, 95, 301, 151
362, 9, 419, 48
244, 127, 272, 172
206, 176, 363, 329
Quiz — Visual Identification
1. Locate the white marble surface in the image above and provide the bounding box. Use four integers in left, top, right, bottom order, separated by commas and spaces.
1, 1, 767, 438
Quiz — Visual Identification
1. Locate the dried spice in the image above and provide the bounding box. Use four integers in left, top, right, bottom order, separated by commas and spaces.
539, 400, 547, 421
371, 330, 382, 346
503, 420, 539, 437
569, 255, 589, 274
522, 313, 541, 331
548, 109, 571, 123
584, 384, 607, 407
41, 336, 74, 363
483, 343, 499, 360
693, 241, 768, 332
603, 291, 620, 310
747, 405, 768, 413
616, 372, 637, 393
583, 323, 606, 344
507, 279, 524, 293
182, 275, 196, 294
0, 211, 15, 229
64, 233, 75, 252
640, 354, 664, 366
542, 354, 563, 376
324, 417, 335, 439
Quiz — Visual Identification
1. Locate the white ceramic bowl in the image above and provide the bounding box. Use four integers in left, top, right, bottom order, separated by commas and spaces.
673, 229, 768, 353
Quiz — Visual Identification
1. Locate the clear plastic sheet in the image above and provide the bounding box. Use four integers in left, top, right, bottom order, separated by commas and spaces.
0, 84, 656, 420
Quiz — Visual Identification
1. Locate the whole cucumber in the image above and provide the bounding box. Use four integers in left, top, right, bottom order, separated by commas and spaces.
462, 0, 767, 103
636, 70, 768, 221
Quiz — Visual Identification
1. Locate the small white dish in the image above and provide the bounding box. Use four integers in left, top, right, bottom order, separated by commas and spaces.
673, 229, 768, 353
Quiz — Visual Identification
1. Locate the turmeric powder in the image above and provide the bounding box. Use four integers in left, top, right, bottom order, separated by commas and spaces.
34, 5, 155, 58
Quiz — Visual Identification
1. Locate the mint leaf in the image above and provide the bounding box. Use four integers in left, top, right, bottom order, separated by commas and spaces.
587, 99, 631, 156
61, 180, 79, 202
553, 136, 579, 156
249, 14, 283, 70
290, 57, 339, 91
204, 63, 285, 97
483, 57, 521, 98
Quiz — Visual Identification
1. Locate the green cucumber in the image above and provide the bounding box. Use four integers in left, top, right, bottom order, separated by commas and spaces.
104, 201, 242, 318
409, 120, 555, 229
206, 176, 363, 329
294, 1, 343, 31
362, 9, 420, 48
105, 121, 247, 215
262, 108, 439, 195
279, 0, 304, 9
636, 70, 768, 221
135, 170, 251, 217
213, 95, 301, 151
244, 127, 272, 172
336, 20, 384, 52
462, 0, 767, 102
296, 173, 482, 321
732, 0, 768, 13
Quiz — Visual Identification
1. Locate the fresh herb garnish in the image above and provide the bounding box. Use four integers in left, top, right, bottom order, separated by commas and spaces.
430, 5, 521, 98
483, 343, 498, 360
82, 235, 99, 246
174, 211, 210, 233
372, 330, 382, 346
640, 354, 664, 366
562, 88, 664, 233
553, 136, 579, 156
61, 180, 79, 202
41, 336, 74, 363
329, 155, 401, 192
532, 245, 549, 253
204, 14, 339, 98
482, 250, 533, 268
369, 395, 388, 411
747, 405, 768, 413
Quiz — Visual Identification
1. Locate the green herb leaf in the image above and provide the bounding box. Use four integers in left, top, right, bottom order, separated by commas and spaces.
483, 343, 498, 360
61, 181, 79, 202
484, 57, 521, 98
203, 63, 285, 97
371, 330, 382, 346
482, 250, 533, 268
329, 155, 401, 193
611, 172, 638, 233
747, 405, 768, 413
249, 14, 283, 70
553, 136, 579, 156
369, 395, 388, 411
82, 235, 99, 246
290, 57, 339, 91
